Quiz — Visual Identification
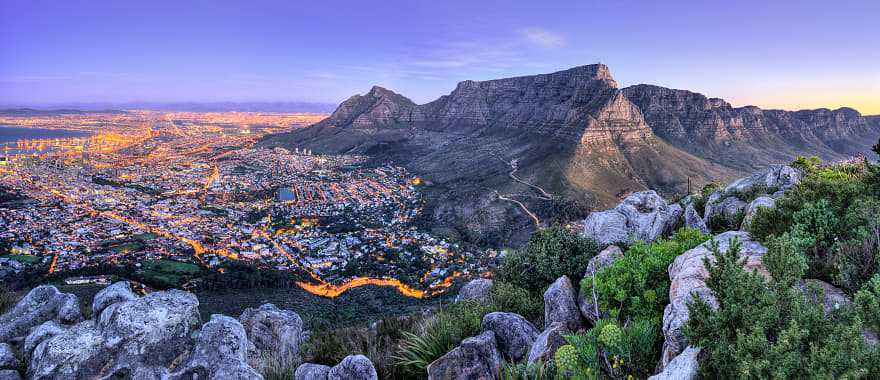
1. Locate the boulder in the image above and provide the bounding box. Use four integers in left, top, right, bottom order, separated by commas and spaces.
578, 246, 623, 324
22, 321, 65, 357
703, 196, 747, 228
661, 231, 768, 368
724, 164, 802, 195
583, 191, 683, 245
427, 331, 502, 380
543, 276, 583, 331
167, 314, 262, 380
649, 346, 701, 380
526, 322, 569, 365
91, 281, 138, 317
741, 196, 775, 231
799, 279, 851, 315
295, 363, 331, 380
0, 343, 17, 369
683, 204, 709, 234
456, 279, 493, 303
0, 370, 21, 380
480, 312, 539, 362
327, 354, 377, 380
30, 290, 201, 380
239, 303, 304, 361
0, 285, 81, 343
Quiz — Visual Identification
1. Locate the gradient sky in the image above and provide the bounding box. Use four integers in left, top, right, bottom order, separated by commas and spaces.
2, 0, 878, 114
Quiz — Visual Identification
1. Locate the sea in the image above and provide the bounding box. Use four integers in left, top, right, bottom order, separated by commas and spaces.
0, 125, 93, 144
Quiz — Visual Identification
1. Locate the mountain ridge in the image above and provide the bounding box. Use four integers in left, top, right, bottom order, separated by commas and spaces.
261, 64, 879, 246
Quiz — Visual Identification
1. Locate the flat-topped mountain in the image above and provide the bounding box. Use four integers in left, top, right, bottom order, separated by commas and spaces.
262, 65, 879, 246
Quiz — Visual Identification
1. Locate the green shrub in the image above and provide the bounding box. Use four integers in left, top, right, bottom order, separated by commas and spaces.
498, 226, 599, 292
685, 238, 879, 378
692, 183, 721, 215
558, 318, 660, 379
791, 155, 823, 174
500, 360, 555, 380
394, 300, 489, 375
488, 281, 544, 326
253, 352, 300, 380
707, 210, 745, 234
580, 228, 709, 324
855, 274, 880, 333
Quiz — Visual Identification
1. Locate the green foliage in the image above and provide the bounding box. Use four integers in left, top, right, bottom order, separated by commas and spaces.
691, 183, 721, 217
855, 274, 880, 332
253, 352, 300, 380
500, 360, 555, 380
304, 316, 420, 379
749, 160, 880, 292
791, 155, 823, 174
580, 228, 709, 324
685, 237, 879, 378
498, 226, 599, 292
560, 318, 660, 379
569, 228, 708, 379
394, 280, 545, 375
707, 210, 745, 234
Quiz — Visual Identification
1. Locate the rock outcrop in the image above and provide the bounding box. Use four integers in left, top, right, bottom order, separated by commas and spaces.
649, 346, 701, 380
29, 290, 202, 379
456, 279, 493, 303
0, 343, 17, 370
724, 164, 802, 195
295, 363, 331, 380
167, 314, 262, 380
427, 331, 502, 380
327, 355, 378, 380
480, 312, 539, 362
0, 285, 81, 344
543, 276, 584, 331
526, 322, 569, 365
683, 204, 709, 234
91, 281, 138, 317
578, 245, 623, 324
239, 303, 304, 361
660, 231, 768, 368
583, 191, 684, 245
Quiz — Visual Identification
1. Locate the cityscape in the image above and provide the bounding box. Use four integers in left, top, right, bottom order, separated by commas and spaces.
0, 111, 494, 298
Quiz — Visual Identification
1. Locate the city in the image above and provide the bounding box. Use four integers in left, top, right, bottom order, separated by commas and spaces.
0, 111, 494, 298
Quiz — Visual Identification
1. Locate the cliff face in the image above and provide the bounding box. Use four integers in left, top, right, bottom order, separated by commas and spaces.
622, 84, 880, 169
261, 65, 877, 246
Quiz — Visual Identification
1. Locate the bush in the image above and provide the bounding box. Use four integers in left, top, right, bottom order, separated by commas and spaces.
500, 360, 555, 380
791, 155, 823, 174
707, 210, 744, 234
556, 318, 659, 379
498, 226, 599, 292
855, 274, 880, 333
685, 238, 879, 378
253, 352, 300, 380
488, 281, 544, 326
580, 228, 709, 324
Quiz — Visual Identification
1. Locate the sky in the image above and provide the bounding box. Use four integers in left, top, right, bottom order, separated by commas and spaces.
1, 0, 879, 114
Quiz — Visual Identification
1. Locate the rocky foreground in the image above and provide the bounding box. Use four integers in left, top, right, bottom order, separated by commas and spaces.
0, 163, 866, 379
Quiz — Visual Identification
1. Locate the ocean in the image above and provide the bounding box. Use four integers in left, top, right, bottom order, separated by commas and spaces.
0, 125, 93, 144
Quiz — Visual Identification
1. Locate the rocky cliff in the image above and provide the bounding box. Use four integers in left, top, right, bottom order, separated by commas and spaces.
262, 65, 878, 246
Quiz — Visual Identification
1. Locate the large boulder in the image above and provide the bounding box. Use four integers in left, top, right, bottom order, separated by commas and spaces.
480, 312, 539, 362
703, 196, 747, 228
22, 321, 64, 357
578, 246, 623, 324
239, 303, 304, 361
724, 164, 802, 195
0, 285, 81, 343
167, 314, 262, 380
91, 281, 138, 317
741, 196, 775, 231
456, 279, 493, 303
660, 231, 768, 368
0, 343, 17, 369
526, 322, 568, 365
799, 279, 851, 314
327, 354, 377, 380
543, 276, 583, 331
295, 363, 331, 380
649, 346, 701, 380
427, 331, 502, 380
29, 289, 201, 379
683, 204, 709, 234
583, 191, 683, 245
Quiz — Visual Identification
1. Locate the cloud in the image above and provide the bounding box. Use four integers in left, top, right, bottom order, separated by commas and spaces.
519, 28, 565, 49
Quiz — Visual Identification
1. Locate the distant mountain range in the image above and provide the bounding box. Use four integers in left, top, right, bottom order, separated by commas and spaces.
253, 64, 879, 246
1, 101, 336, 114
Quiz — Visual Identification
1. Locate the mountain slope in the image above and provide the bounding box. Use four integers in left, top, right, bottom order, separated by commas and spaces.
262, 65, 734, 246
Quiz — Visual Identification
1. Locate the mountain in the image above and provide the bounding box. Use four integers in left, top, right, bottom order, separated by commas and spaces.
621, 85, 880, 170
261, 65, 879, 246
261, 65, 739, 246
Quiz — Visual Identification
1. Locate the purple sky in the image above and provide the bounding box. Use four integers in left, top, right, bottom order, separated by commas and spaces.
1, 0, 878, 113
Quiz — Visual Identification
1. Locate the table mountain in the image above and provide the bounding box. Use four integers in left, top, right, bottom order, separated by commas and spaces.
261, 64, 878, 246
